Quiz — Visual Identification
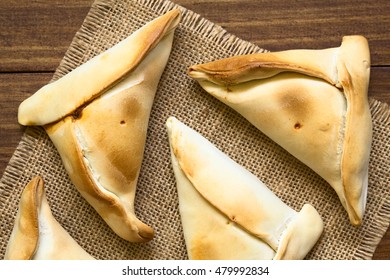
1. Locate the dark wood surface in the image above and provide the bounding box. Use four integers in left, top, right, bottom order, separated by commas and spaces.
0, 0, 388, 259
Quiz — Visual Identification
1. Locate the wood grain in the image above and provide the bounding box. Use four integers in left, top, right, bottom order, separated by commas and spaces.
0, 73, 52, 169
0, 0, 93, 72
176, 0, 390, 66
0, 0, 388, 259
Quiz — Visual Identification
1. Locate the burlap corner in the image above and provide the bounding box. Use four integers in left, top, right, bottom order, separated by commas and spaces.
1, 0, 389, 260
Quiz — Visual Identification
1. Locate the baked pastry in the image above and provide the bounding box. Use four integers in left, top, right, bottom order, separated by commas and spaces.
166, 117, 323, 260
4, 176, 94, 260
17, 9, 181, 242
188, 36, 372, 226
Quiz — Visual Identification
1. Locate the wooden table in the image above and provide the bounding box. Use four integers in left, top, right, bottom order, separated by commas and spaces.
0, 0, 389, 259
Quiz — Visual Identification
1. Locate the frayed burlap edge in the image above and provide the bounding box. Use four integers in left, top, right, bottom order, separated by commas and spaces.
0, 128, 44, 206
354, 99, 390, 259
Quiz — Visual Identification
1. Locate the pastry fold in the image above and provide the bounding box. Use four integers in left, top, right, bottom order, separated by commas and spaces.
17, 9, 181, 242
188, 35, 372, 226
167, 117, 323, 260
4, 176, 94, 260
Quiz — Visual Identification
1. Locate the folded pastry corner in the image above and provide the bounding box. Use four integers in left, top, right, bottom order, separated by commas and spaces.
17, 9, 181, 242
166, 117, 323, 260
4, 176, 94, 260
188, 35, 371, 226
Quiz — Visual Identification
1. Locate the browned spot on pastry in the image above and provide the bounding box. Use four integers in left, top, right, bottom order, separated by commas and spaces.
294, 122, 302, 130
277, 90, 311, 121
181, 160, 194, 179
121, 94, 141, 121
120, 120, 126, 125
319, 123, 331, 131
190, 236, 217, 260
72, 108, 83, 120
112, 131, 143, 182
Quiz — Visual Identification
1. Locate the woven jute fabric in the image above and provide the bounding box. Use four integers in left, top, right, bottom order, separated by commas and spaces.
0, 0, 389, 260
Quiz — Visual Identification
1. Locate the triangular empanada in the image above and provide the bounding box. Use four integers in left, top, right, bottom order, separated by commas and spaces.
166, 117, 323, 260
17, 9, 181, 242
4, 176, 94, 260
188, 36, 372, 226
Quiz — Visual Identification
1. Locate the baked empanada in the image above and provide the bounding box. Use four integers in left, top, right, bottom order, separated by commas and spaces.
167, 117, 323, 260
4, 176, 94, 260
17, 9, 181, 242
188, 36, 372, 226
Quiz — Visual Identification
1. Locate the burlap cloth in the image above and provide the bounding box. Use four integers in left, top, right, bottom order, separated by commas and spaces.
0, 0, 389, 260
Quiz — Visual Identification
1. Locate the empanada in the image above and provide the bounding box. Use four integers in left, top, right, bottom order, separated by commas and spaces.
166, 117, 323, 260
17, 9, 181, 242
4, 176, 94, 260
188, 35, 372, 226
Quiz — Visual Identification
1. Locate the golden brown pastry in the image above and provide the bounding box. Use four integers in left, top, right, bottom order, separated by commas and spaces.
188, 36, 372, 226
17, 9, 181, 242
167, 117, 323, 260
4, 176, 94, 260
